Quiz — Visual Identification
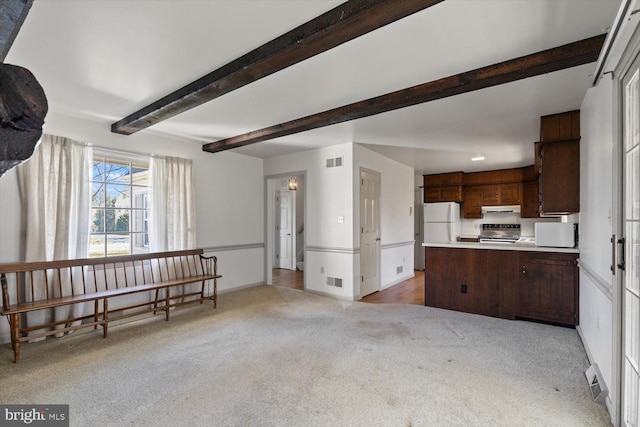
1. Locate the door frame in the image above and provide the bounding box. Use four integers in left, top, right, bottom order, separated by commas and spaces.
264, 171, 306, 287
613, 24, 640, 427
359, 167, 382, 298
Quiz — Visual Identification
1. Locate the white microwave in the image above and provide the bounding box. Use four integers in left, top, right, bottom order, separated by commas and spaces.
535, 223, 577, 248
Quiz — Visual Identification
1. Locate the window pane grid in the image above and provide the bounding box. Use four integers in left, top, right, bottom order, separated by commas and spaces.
89, 156, 149, 257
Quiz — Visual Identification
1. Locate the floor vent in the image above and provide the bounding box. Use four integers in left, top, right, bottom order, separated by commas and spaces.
327, 277, 343, 288
585, 364, 608, 404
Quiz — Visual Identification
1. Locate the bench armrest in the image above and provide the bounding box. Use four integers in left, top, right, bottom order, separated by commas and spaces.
199, 254, 218, 276
1, 273, 9, 312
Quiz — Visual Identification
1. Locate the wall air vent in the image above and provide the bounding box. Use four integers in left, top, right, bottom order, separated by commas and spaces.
397, 266, 403, 275
327, 277, 343, 288
326, 157, 344, 168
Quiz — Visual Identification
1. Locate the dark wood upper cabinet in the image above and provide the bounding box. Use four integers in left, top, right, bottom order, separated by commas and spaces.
499, 183, 521, 205
540, 110, 580, 142
463, 186, 483, 218
539, 139, 580, 215
424, 172, 463, 203
521, 180, 540, 218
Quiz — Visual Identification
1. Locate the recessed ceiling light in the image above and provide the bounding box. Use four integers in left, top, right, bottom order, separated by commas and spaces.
471, 156, 485, 161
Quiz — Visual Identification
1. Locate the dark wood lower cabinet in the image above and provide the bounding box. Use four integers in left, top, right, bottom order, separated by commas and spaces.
424, 247, 578, 326
518, 253, 578, 325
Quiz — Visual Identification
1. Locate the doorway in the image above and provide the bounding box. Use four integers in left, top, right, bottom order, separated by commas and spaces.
266, 174, 305, 290
360, 168, 381, 298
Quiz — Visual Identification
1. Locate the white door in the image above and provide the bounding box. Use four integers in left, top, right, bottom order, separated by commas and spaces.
621, 52, 640, 427
360, 169, 381, 298
277, 189, 295, 270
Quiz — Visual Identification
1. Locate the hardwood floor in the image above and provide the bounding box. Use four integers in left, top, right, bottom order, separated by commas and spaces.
272, 268, 303, 290
360, 270, 424, 305
271, 268, 424, 306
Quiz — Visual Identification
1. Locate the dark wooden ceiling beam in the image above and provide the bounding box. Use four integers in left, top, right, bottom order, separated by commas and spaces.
202, 34, 606, 154
111, 0, 445, 135
0, 0, 34, 62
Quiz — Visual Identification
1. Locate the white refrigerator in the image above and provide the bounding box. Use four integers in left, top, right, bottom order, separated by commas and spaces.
423, 202, 461, 243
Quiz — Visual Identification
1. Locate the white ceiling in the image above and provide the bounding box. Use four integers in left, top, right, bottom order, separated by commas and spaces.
6, 0, 621, 175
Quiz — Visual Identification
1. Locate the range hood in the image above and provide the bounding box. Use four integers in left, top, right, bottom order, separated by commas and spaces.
481, 205, 521, 214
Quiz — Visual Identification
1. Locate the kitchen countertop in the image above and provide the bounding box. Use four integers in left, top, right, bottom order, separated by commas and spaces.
422, 241, 579, 254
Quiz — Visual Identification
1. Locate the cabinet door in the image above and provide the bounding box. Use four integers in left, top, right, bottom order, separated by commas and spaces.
482, 184, 501, 205
539, 139, 580, 215
440, 186, 462, 203
454, 249, 499, 317
518, 254, 577, 325
424, 247, 457, 309
500, 183, 521, 204
463, 186, 482, 218
424, 187, 441, 203
521, 181, 540, 218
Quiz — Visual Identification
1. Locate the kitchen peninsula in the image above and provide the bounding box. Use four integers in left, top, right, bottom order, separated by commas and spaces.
423, 241, 579, 326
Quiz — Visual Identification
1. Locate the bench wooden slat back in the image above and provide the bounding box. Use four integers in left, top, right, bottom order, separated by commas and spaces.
1, 249, 209, 312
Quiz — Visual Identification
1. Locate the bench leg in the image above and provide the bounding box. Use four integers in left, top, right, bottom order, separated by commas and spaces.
153, 289, 159, 315
200, 280, 205, 304
94, 300, 99, 330
165, 288, 170, 321
9, 314, 20, 363
103, 298, 109, 338
213, 278, 217, 309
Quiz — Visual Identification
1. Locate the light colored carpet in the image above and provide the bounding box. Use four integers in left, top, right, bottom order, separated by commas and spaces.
0, 285, 611, 426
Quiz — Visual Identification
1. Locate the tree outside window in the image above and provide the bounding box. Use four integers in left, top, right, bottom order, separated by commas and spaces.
89, 157, 149, 257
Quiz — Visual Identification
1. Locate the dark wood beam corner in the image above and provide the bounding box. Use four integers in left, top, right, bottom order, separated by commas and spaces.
202, 34, 606, 154
111, 0, 445, 136
0, 0, 34, 62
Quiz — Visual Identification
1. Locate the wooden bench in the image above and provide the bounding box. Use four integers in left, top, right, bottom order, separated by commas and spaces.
0, 249, 220, 362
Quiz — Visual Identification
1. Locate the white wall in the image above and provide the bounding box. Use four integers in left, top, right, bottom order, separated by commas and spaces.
578, 76, 615, 412
0, 111, 265, 342
265, 142, 414, 300
354, 144, 415, 294
265, 143, 355, 299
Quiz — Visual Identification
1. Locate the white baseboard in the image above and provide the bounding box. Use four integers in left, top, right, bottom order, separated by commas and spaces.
219, 281, 264, 294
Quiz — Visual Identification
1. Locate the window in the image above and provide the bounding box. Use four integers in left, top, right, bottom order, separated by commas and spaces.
89, 156, 150, 257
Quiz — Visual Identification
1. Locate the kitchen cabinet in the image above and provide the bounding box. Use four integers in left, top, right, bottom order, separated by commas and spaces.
521, 180, 540, 218
424, 172, 464, 203
538, 139, 580, 215
424, 247, 578, 325
462, 182, 521, 218
425, 186, 463, 203
424, 247, 499, 317
462, 186, 482, 218
519, 253, 578, 325
454, 249, 500, 317
540, 110, 580, 142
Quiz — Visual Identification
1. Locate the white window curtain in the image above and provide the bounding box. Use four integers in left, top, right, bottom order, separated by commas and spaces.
149, 156, 196, 302
18, 134, 92, 339
149, 156, 196, 252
